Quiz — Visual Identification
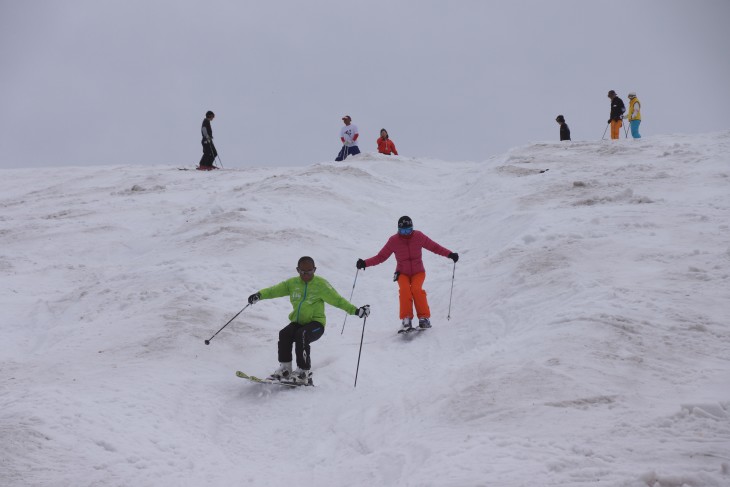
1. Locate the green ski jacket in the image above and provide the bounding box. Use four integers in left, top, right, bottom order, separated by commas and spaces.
258, 275, 357, 326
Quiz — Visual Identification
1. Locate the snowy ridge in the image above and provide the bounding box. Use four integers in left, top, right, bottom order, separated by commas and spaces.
1, 133, 729, 486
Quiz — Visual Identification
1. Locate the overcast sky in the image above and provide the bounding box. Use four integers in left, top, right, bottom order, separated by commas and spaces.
1, 0, 729, 169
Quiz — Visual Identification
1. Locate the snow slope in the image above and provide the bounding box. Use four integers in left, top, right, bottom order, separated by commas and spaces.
1, 132, 729, 486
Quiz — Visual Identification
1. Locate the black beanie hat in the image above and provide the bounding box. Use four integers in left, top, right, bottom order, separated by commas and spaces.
398, 216, 413, 228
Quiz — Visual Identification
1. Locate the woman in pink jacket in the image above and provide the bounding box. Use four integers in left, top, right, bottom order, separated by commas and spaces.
357, 216, 458, 333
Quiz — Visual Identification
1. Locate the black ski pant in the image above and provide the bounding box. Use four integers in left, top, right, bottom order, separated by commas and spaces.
278, 321, 324, 370
199, 141, 217, 167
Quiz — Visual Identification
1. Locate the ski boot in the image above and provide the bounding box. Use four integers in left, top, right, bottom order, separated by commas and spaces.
398, 317, 413, 334
292, 368, 313, 386
269, 362, 292, 381
418, 317, 431, 329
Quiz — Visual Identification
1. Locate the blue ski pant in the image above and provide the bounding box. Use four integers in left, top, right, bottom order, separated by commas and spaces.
335, 145, 361, 161
278, 321, 324, 370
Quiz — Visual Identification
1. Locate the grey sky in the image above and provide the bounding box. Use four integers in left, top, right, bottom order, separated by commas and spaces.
1, 0, 728, 168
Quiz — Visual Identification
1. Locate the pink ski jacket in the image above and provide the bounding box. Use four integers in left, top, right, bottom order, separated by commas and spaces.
364, 230, 451, 276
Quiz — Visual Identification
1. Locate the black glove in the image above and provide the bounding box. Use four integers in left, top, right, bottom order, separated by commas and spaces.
356, 259, 366, 270
448, 252, 459, 263
248, 292, 261, 305
356, 305, 370, 318
393, 271, 400, 282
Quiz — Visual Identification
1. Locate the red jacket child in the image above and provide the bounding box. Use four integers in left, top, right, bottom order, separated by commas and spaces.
377, 129, 398, 155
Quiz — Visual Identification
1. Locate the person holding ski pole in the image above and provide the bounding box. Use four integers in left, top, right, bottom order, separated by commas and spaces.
247, 256, 370, 385
377, 128, 398, 155
556, 115, 571, 141
335, 115, 361, 161
607, 90, 625, 140
198, 110, 218, 170
627, 92, 642, 139
356, 216, 458, 333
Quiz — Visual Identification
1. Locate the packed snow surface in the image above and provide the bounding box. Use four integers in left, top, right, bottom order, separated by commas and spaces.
2, 132, 729, 486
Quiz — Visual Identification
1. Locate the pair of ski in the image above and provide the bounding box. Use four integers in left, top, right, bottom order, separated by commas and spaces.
237, 328, 428, 388
235, 370, 313, 388
398, 327, 428, 336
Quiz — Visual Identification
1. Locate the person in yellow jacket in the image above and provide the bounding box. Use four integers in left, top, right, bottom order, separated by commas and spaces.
627, 92, 642, 139
247, 256, 370, 385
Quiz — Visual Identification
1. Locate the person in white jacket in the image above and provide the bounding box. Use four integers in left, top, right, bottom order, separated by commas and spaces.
627, 92, 642, 139
335, 115, 361, 161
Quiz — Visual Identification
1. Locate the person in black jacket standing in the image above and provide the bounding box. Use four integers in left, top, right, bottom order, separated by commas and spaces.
199, 111, 218, 170
556, 115, 571, 141
607, 90, 625, 140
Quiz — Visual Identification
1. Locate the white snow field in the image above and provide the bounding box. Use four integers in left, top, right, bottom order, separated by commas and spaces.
1, 132, 729, 486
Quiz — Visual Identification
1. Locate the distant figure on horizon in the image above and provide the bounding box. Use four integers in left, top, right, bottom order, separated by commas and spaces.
335, 115, 360, 161
627, 92, 642, 139
607, 90, 625, 140
199, 111, 218, 170
556, 115, 571, 141
377, 128, 398, 155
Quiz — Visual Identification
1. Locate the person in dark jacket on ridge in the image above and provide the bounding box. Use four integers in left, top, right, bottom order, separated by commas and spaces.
556, 115, 571, 141
607, 90, 625, 140
199, 110, 218, 170
356, 216, 458, 333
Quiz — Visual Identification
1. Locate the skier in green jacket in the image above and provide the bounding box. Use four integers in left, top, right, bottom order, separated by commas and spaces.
248, 256, 370, 385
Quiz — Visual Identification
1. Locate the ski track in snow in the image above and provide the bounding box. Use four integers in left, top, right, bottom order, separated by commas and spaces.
1, 133, 730, 486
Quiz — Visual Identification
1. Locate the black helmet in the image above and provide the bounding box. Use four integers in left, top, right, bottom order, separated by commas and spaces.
398, 216, 413, 228
206, 110, 215, 118
556, 115, 565, 123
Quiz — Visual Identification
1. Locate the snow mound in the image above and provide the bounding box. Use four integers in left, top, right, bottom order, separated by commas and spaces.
2, 133, 729, 486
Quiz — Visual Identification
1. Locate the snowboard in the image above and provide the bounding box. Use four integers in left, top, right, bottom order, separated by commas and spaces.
235, 370, 313, 387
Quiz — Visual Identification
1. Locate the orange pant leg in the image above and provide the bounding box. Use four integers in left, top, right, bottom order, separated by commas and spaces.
397, 272, 430, 319
610, 119, 622, 139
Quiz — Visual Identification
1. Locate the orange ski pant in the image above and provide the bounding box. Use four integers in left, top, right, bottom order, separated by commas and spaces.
397, 272, 431, 319
610, 119, 622, 139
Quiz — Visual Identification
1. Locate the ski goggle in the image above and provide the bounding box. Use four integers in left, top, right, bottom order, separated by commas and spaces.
398, 227, 413, 236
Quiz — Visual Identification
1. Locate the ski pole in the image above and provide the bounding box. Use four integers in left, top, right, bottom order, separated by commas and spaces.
340, 269, 360, 334
204, 303, 250, 345
447, 261, 456, 320
213, 143, 224, 169
354, 313, 368, 388
601, 123, 609, 140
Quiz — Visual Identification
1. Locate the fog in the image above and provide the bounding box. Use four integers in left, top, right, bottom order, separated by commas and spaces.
1, 0, 728, 168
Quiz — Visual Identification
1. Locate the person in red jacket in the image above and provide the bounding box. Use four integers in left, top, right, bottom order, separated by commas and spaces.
377, 128, 398, 155
357, 216, 458, 332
